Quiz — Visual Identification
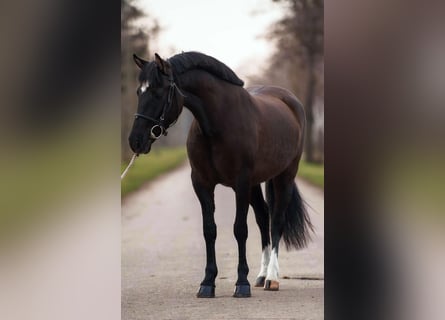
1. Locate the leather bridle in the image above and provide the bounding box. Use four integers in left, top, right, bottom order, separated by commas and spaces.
134, 74, 185, 139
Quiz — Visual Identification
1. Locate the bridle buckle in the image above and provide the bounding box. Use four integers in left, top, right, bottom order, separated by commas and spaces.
150, 124, 164, 139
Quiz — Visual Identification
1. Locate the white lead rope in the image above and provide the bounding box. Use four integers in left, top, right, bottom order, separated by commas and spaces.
121, 154, 138, 180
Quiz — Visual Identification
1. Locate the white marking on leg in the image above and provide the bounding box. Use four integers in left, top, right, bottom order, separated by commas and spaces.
257, 245, 271, 278
266, 248, 279, 281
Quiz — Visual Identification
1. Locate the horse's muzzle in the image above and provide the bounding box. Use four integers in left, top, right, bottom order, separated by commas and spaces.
129, 135, 153, 154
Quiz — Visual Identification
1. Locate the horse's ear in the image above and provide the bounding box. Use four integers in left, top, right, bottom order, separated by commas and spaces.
154, 53, 171, 75
133, 54, 147, 69
154, 53, 164, 68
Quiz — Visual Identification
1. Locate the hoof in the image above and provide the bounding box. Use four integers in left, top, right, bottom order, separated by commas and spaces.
264, 280, 279, 291
233, 284, 251, 298
197, 285, 215, 298
254, 276, 266, 287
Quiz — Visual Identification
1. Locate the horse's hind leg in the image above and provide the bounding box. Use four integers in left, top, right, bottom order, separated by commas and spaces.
250, 184, 270, 287
192, 174, 217, 298
264, 162, 312, 291
265, 176, 293, 291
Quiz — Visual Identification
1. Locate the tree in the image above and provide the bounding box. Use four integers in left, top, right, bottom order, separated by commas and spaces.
272, 0, 324, 163
121, 0, 159, 160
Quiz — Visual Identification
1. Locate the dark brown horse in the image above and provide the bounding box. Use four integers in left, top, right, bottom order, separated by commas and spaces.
129, 52, 312, 298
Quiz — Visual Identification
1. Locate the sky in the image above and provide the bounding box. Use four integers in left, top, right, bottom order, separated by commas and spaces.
138, 0, 286, 81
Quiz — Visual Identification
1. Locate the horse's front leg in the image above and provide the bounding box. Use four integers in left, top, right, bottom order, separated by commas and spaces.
192, 175, 217, 298
233, 174, 252, 298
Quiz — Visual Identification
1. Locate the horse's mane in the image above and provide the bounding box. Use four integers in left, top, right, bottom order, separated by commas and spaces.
169, 51, 244, 87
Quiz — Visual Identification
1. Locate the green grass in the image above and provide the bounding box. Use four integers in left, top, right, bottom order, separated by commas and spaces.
121, 147, 187, 196
298, 159, 324, 188
121, 147, 323, 196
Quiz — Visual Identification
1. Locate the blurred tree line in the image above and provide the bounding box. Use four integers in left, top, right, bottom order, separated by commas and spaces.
250, 0, 324, 163
121, 0, 193, 161
121, 0, 159, 161
121, 0, 323, 163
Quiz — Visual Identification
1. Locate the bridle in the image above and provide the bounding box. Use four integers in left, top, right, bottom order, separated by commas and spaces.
134, 74, 185, 140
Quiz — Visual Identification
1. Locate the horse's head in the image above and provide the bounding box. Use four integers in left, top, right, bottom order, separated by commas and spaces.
128, 53, 184, 154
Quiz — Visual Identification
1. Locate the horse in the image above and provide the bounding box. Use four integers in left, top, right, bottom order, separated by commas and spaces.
128, 51, 313, 298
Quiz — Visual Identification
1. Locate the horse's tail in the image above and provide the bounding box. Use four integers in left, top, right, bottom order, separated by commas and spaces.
274, 181, 313, 250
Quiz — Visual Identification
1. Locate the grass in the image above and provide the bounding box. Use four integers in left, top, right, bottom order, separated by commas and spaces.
298, 159, 324, 188
121, 147, 323, 196
121, 147, 188, 197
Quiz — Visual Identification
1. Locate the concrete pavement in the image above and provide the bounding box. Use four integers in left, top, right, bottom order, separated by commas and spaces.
122, 161, 324, 320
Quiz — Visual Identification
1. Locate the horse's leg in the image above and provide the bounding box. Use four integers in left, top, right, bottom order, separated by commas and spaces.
192, 174, 217, 298
232, 175, 252, 297
250, 184, 271, 287
265, 176, 293, 291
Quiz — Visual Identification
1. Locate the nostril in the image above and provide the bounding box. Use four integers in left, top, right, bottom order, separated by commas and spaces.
129, 136, 141, 152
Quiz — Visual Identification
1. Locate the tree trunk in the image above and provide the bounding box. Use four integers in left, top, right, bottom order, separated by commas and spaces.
304, 56, 316, 163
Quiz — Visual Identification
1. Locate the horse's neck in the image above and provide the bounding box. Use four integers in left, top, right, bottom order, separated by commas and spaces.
179, 70, 231, 137
182, 91, 215, 137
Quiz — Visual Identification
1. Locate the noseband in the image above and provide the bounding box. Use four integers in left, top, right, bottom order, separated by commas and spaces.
134, 75, 185, 140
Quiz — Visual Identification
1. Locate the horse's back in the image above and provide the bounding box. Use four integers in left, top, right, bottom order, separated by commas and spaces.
247, 85, 305, 127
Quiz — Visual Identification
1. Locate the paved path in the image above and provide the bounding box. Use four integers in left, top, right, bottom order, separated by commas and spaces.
122, 161, 324, 320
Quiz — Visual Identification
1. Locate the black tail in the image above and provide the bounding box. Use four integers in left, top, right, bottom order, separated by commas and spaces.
282, 182, 313, 250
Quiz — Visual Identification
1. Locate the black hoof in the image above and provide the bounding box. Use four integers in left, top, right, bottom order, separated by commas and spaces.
254, 276, 266, 287
233, 284, 251, 298
197, 285, 215, 298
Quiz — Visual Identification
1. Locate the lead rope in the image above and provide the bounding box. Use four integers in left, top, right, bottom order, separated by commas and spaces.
121, 153, 138, 180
